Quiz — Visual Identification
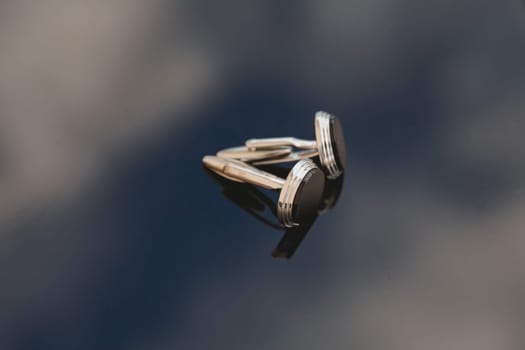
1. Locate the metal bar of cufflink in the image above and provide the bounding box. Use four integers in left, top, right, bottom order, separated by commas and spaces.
202, 156, 325, 228
217, 146, 293, 163
245, 137, 317, 150
217, 146, 318, 166
203, 156, 285, 190
245, 111, 347, 179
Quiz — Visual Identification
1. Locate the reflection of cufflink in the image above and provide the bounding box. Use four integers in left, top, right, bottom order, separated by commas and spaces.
202, 156, 325, 228
245, 111, 346, 179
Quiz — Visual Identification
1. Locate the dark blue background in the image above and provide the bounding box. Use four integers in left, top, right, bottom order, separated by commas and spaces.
1, 1, 525, 349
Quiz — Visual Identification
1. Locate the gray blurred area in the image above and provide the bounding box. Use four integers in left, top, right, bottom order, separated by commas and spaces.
1, 1, 525, 349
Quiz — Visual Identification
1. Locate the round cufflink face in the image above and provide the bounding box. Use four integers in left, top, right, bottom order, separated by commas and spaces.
315, 111, 346, 179
278, 159, 325, 228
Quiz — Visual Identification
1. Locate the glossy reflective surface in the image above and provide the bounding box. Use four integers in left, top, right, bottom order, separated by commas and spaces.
1, 1, 525, 350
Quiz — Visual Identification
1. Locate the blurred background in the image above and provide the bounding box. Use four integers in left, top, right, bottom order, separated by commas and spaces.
1, 0, 525, 349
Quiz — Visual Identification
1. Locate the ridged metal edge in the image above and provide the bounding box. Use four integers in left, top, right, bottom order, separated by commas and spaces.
277, 159, 318, 227
315, 111, 342, 179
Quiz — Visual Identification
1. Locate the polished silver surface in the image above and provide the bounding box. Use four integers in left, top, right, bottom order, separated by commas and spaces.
244, 111, 346, 178
202, 156, 285, 190
314, 111, 344, 179
252, 148, 319, 165
246, 137, 317, 150
217, 145, 318, 165
203, 156, 324, 227
217, 146, 292, 162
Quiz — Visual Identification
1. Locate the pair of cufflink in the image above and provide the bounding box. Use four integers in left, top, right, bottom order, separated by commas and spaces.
203, 111, 346, 228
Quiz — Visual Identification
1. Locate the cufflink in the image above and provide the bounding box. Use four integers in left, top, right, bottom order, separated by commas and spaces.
245, 111, 346, 179
204, 164, 344, 258
202, 156, 325, 228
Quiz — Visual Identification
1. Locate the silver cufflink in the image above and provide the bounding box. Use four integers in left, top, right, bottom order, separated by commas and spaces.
203, 156, 325, 228
203, 166, 344, 258
244, 111, 346, 179
202, 110, 345, 234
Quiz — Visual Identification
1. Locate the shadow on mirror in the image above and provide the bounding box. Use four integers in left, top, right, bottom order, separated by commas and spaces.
204, 165, 344, 259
